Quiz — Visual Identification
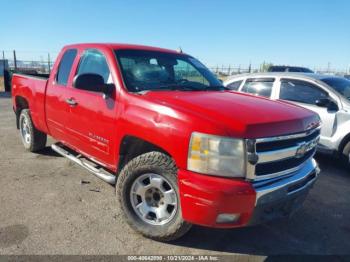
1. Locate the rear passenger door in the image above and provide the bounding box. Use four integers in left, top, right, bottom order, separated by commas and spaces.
240, 78, 275, 98
46, 48, 78, 142
277, 79, 336, 138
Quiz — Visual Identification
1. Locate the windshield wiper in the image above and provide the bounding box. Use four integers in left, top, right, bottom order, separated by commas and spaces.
134, 84, 227, 93
133, 86, 198, 94
159, 83, 228, 91
157, 84, 205, 91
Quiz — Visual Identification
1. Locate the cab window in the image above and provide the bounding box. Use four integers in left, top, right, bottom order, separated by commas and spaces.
280, 79, 328, 105
241, 78, 274, 97
56, 49, 77, 86
76, 49, 111, 85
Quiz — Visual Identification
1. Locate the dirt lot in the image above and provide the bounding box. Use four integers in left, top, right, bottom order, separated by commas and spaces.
0, 92, 349, 256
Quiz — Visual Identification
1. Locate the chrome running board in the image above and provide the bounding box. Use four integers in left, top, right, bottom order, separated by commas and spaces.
51, 143, 116, 185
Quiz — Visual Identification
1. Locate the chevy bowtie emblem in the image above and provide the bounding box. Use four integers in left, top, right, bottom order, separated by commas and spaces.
295, 138, 318, 158
295, 142, 307, 158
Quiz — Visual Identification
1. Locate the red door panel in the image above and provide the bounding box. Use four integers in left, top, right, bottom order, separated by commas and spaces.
63, 88, 117, 166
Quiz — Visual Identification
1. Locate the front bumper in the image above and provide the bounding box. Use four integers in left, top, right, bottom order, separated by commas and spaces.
178, 158, 319, 228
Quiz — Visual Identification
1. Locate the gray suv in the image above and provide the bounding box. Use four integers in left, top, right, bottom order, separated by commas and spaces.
224, 73, 350, 165
268, 65, 314, 73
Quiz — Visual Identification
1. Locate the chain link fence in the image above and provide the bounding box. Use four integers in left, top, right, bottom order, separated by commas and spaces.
1, 50, 349, 91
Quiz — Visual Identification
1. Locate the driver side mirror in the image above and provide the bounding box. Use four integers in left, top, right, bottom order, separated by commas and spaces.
73, 73, 114, 98
315, 98, 338, 111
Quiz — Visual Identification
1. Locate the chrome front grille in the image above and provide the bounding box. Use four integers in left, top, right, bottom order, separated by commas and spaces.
246, 127, 321, 181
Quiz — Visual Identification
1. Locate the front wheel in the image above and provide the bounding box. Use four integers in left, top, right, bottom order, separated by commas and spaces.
116, 151, 191, 241
19, 109, 47, 152
340, 141, 350, 168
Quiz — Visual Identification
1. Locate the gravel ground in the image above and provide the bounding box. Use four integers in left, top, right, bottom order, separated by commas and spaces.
0, 92, 349, 256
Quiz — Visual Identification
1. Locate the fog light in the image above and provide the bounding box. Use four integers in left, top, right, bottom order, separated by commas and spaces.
216, 213, 240, 224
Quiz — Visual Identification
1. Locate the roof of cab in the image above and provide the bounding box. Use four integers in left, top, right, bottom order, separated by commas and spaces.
63, 43, 181, 54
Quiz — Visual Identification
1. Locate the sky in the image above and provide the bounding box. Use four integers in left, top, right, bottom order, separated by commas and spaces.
1, 0, 349, 70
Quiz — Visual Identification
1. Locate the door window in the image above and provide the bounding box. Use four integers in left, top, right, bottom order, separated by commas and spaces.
226, 80, 243, 90
241, 78, 274, 97
76, 49, 111, 85
56, 49, 77, 86
280, 79, 328, 105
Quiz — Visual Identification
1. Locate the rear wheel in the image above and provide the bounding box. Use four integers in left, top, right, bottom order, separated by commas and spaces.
116, 151, 191, 241
19, 109, 47, 152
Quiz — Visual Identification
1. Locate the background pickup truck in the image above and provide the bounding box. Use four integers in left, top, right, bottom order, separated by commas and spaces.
12, 43, 321, 241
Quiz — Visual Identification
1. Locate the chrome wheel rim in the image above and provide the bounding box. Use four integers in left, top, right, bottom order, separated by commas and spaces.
130, 173, 178, 225
20, 116, 31, 144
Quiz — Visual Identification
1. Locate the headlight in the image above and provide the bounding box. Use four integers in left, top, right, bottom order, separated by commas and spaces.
187, 132, 246, 177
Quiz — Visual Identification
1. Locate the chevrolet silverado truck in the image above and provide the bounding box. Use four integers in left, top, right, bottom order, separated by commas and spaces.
12, 43, 321, 241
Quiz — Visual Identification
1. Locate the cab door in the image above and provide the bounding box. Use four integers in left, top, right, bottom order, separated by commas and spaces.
63, 49, 117, 167
277, 78, 337, 138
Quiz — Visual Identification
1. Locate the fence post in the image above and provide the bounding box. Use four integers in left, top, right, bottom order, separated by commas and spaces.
13, 50, 17, 70
47, 53, 51, 73
2, 51, 5, 73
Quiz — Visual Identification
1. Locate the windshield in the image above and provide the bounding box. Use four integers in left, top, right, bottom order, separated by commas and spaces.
321, 77, 350, 99
115, 49, 224, 92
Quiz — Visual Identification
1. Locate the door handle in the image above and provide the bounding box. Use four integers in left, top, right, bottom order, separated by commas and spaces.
65, 98, 78, 106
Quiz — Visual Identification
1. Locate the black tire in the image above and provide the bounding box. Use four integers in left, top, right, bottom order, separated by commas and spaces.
116, 151, 192, 241
19, 109, 47, 152
340, 141, 350, 168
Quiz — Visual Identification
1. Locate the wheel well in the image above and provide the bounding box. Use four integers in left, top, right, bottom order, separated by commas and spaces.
339, 133, 350, 156
15, 96, 29, 129
118, 136, 170, 172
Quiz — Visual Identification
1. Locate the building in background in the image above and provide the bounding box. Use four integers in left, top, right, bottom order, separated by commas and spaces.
0, 60, 10, 92
0, 59, 9, 76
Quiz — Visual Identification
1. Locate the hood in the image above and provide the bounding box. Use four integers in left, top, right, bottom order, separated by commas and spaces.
142, 90, 320, 138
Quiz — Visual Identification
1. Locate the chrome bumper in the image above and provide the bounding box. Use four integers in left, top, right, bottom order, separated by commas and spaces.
248, 158, 319, 225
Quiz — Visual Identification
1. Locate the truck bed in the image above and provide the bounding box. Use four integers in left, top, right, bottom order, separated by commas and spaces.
12, 73, 49, 134
13, 71, 50, 80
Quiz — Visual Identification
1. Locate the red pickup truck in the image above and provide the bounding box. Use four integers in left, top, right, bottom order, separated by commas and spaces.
12, 43, 321, 241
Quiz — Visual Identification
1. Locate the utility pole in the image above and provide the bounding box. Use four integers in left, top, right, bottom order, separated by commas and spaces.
13, 50, 17, 70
